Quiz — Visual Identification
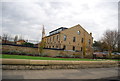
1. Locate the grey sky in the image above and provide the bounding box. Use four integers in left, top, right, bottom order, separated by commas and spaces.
1, 0, 119, 43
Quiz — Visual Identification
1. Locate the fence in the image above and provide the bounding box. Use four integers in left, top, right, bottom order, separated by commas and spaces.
1, 43, 38, 48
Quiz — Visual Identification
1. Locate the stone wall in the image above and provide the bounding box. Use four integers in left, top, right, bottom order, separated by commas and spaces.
2, 45, 39, 55
2, 45, 86, 57
43, 49, 82, 57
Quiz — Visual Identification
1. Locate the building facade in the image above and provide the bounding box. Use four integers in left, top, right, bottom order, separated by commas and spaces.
43, 24, 93, 55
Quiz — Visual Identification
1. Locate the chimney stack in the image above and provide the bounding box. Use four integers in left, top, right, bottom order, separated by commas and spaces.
90, 32, 92, 36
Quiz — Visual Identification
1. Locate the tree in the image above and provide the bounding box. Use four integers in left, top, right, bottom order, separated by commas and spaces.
14, 35, 18, 44
38, 39, 46, 56
2, 33, 9, 43
93, 41, 108, 52
22, 42, 34, 47
102, 30, 119, 55
118, 31, 120, 52
19, 35, 23, 40
100, 42, 108, 51
93, 41, 101, 51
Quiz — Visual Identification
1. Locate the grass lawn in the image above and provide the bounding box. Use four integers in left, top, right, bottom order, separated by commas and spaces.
1, 54, 119, 61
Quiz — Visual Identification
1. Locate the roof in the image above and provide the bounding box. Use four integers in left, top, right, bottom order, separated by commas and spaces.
17, 40, 26, 42
44, 24, 92, 38
44, 32, 60, 38
49, 27, 68, 33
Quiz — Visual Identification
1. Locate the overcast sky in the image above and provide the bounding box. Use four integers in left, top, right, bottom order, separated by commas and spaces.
1, 0, 119, 43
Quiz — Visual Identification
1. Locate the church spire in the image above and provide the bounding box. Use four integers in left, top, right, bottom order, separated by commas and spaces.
42, 25, 45, 39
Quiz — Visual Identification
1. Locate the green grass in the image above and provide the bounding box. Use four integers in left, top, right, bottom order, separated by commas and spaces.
1, 54, 119, 61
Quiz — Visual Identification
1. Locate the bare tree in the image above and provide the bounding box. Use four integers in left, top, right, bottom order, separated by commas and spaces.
102, 30, 119, 55
2, 33, 9, 43
0, 36, 2, 39
118, 31, 120, 52
19, 35, 23, 40
14, 35, 18, 44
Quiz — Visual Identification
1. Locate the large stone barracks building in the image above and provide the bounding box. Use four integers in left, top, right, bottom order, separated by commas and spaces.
43, 24, 93, 55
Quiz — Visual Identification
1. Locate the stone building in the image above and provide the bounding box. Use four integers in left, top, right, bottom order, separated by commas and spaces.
43, 24, 93, 56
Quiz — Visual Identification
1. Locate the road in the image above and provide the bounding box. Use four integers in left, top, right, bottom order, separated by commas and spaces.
2, 67, 119, 79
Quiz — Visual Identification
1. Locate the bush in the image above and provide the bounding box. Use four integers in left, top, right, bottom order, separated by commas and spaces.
112, 55, 120, 59
55, 55, 63, 58
62, 54, 68, 58
73, 53, 81, 58
22, 42, 34, 47
40, 53, 49, 57
69, 55, 74, 58
2, 50, 30, 55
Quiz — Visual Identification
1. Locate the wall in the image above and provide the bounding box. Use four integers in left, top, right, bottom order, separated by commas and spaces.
2, 45, 39, 55
2, 45, 88, 58
43, 49, 82, 57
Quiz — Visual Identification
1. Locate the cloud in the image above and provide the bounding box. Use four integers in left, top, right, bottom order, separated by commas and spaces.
1, 0, 118, 43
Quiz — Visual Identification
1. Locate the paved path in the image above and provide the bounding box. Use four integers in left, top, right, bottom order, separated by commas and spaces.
2, 67, 119, 79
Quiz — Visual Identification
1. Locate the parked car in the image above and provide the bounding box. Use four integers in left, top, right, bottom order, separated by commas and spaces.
93, 52, 103, 58
102, 51, 109, 55
112, 52, 120, 55
93, 52, 109, 59
117, 53, 120, 55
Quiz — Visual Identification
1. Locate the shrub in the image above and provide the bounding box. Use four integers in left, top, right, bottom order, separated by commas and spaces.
55, 55, 63, 58
2, 50, 30, 55
40, 53, 49, 57
22, 42, 34, 47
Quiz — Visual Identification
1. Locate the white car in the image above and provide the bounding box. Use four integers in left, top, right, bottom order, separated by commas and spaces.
112, 52, 120, 55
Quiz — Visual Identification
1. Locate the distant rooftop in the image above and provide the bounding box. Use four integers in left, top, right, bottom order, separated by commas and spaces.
49, 27, 68, 35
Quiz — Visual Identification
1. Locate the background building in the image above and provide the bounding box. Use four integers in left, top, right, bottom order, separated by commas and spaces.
16, 40, 26, 45
43, 24, 93, 56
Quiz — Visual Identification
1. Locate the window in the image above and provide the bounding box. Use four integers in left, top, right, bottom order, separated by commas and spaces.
73, 46, 75, 50
46, 39, 48, 43
81, 47, 83, 51
53, 36, 54, 41
88, 39, 91, 44
50, 37, 51, 42
81, 38, 84, 43
73, 37, 76, 42
47, 38, 49, 43
63, 45, 66, 50
45, 39, 47, 43
77, 31, 80, 35
56, 35, 58, 39
64, 35, 67, 41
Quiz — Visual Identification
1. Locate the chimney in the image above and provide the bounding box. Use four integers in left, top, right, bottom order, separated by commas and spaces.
90, 32, 92, 36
